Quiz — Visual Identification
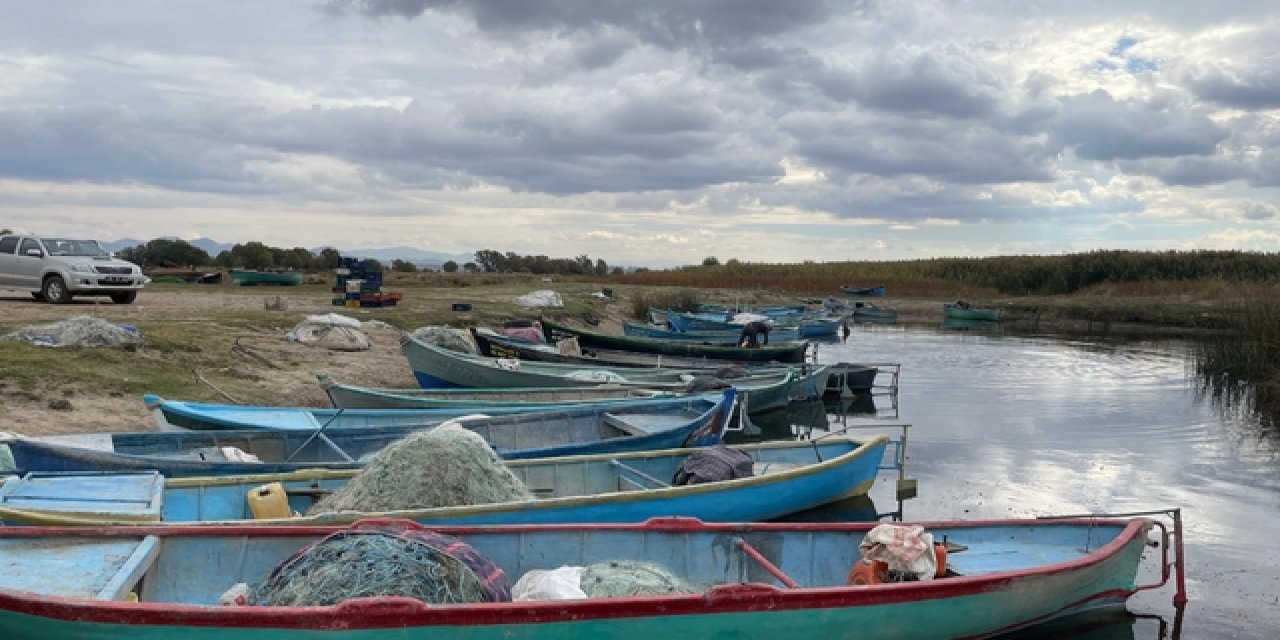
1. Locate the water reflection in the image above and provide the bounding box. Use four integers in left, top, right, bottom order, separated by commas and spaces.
995, 608, 1183, 640
800, 323, 1277, 638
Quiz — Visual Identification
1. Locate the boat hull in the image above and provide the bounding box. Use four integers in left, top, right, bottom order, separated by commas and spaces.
541, 320, 809, 364
0, 437, 887, 526
942, 304, 1003, 321
0, 517, 1158, 640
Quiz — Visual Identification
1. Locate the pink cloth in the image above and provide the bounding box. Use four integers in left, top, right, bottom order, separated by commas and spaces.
501, 325, 546, 344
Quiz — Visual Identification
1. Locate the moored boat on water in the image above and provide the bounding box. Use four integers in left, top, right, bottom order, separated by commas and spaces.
1, 391, 732, 477
0, 436, 889, 527
842, 284, 886, 297
0, 512, 1183, 639
942, 302, 1003, 321
623, 321, 806, 344
142, 389, 735, 439
851, 301, 898, 320
540, 319, 810, 364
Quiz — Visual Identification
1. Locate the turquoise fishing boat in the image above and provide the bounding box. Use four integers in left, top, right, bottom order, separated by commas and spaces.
401, 331, 809, 388
324, 368, 817, 415
228, 270, 304, 286
316, 372, 677, 409
851, 301, 898, 320
142, 389, 735, 435
0, 391, 732, 477
622, 321, 805, 344
942, 302, 1003, 322
0, 512, 1185, 639
0, 436, 889, 526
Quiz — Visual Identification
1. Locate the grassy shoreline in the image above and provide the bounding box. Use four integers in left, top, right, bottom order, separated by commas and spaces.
0, 275, 1266, 433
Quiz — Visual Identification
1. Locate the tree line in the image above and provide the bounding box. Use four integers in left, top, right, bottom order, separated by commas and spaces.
113, 239, 619, 276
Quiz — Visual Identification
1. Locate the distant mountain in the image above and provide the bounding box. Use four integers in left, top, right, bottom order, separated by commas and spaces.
316, 245, 474, 267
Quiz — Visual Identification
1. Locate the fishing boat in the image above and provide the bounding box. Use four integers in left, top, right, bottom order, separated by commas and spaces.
0, 512, 1185, 639
228, 269, 304, 286
540, 319, 810, 364
142, 389, 735, 438
942, 302, 1003, 322
665, 310, 841, 338
323, 367, 815, 416
851, 301, 898, 320
0, 436, 889, 526
842, 284, 886, 297
472, 330, 881, 396
317, 371, 677, 409
1, 392, 732, 477
623, 321, 806, 344
472, 327, 775, 370
402, 331, 810, 390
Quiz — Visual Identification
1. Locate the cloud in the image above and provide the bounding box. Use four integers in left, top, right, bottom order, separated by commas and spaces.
1049, 90, 1228, 161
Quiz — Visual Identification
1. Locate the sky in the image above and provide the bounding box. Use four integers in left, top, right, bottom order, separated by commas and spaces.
2, 1, 1279, 267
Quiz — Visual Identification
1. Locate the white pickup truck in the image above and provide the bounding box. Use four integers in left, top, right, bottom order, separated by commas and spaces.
0, 234, 148, 304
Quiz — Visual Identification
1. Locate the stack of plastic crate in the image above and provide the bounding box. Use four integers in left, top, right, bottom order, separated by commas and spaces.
332, 258, 402, 307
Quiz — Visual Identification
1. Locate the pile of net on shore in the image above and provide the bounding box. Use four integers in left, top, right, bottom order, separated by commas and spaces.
306, 423, 532, 515
2, 315, 140, 348
411, 325, 476, 354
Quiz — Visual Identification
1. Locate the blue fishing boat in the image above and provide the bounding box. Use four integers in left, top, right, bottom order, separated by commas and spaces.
0, 512, 1184, 640
623, 321, 805, 344
842, 284, 886, 297
665, 310, 840, 338
142, 389, 735, 437
537, 319, 811, 364
0, 436, 889, 526
0, 392, 731, 477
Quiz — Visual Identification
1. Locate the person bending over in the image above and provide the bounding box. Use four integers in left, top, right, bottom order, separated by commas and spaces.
738, 320, 772, 348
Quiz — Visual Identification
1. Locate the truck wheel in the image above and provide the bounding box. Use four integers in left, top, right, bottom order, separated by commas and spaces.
42, 275, 72, 304
110, 291, 137, 305
31, 292, 45, 301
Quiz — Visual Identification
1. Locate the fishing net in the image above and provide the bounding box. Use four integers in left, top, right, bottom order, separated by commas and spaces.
307, 423, 532, 515
712, 365, 751, 379
250, 527, 511, 606
3, 315, 140, 348
579, 561, 701, 598
411, 325, 476, 354
683, 375, 731, 393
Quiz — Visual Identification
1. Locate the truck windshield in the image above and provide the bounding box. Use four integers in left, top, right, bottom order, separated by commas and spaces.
42, 238, 109, 257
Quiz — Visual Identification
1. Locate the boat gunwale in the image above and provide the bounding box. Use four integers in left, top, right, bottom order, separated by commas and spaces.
0, 517, 1154, 630
0, 435, 887, 527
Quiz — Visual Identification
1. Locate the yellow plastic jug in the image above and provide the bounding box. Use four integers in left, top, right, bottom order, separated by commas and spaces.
247, 482, 290, 519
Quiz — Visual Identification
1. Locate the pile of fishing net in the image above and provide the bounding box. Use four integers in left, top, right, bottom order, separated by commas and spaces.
2, 315, 140, 348
512, 561, 701, 601
412, 325, 476, 354
250, 525, 511, 606
307, 423, 532, 515
288, 314, 371, 351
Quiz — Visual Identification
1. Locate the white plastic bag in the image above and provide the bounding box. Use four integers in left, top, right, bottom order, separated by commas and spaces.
513, 566, 587, 601
515, 290, 564, 308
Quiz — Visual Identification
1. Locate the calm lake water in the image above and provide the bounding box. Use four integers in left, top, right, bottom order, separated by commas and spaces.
758, 321, 1279, 639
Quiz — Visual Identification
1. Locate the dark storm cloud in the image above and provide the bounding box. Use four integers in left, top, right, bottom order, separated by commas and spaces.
0, 105, 266, 192
1187, 67, 1280, 110
785, 112, 1056, 185
250, 94, 779, 195
1049, 90, 1228, 161
332, 0, 841, 47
